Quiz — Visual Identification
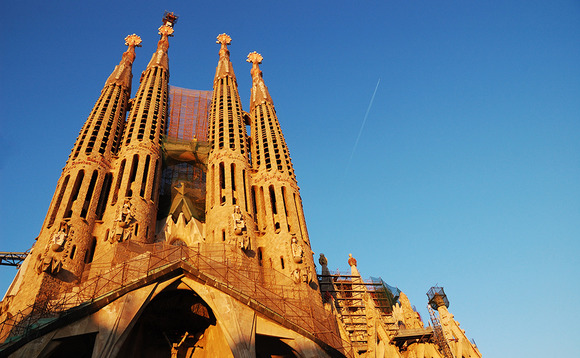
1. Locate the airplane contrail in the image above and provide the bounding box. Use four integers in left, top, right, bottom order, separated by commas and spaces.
346, 78, 381, 170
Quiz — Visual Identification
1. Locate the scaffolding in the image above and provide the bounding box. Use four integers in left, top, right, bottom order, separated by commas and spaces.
159, 86, 212, 222
427, 286, 450, 311
427, 286, 453, 358
317, 271, 400, 350
167, 86, 211, 141
0, 242, 354, 357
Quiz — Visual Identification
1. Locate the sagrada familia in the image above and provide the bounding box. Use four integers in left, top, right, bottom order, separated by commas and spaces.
0, 13, 482, 358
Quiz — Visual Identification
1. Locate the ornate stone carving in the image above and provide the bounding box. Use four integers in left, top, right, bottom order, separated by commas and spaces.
124, 34, 142, 47
292, 269, 301, 284
216, 33, 232, 46
158, 24, 174, 38
348, 253, 357, 267
247, 51, 263, 66
319, 253, 328, 266
50, 222, 69, 252
232, 206, 246, 235
111, 200, 135, 242
237, 235, 250, 251
36, 253, 62, 276
291, 237, 303, 263
302, 266, 313, 284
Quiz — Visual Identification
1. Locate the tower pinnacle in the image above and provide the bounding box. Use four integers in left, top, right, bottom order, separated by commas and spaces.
217, 33, 232, 54
104, 34, 141, 88
125, 33, 143, 47
146, 17, 175, 71
247, 52, 272, 112
206, 33, 254, 247
214, 33, 235, 80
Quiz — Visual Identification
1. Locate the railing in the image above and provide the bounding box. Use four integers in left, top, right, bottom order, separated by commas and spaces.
0, 242, 353, 356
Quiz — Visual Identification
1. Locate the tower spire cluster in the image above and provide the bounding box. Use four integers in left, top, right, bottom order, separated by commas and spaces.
0, 15, 480, 358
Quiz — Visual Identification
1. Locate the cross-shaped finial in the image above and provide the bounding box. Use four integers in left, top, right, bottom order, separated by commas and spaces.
216, 33, 232, 46
246, 51, 263, 65
124, 34, 142, 48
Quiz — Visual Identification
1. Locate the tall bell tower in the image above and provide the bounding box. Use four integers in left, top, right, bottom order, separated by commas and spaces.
247, 52, 317, 286
105, 13, 176, 245
4, 34, 142, 312
205, 34, 256, 250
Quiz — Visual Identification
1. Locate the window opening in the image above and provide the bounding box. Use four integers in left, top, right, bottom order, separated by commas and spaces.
126, 154, 139, 197
269, 185, 277, 215
48, 175, 70, 227
112, 159, 125, 205
140, 155, 151, 197
81, 170, 98, 218
96, 173, 113, 219
64, 171, 85, 218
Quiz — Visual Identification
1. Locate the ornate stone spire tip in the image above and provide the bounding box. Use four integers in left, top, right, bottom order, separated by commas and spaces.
124, 34, 142, 47
216, 33, 232, 46
158, 24, 175, 37
247, 51, 263, 65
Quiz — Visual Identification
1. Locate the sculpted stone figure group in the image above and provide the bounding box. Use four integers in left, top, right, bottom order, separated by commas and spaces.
36, 222, 70, 275
110, 200, 135, 243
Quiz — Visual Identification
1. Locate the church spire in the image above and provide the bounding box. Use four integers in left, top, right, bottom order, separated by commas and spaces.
69, 35, 141, 162
105, 34, 142, 88
247, 52, 272, 113
247, 53, 314, 286
145, 22, 173, 71
214, 33, 236, 80
110, 14, 176, 244
247, 52, 295, 180
205, 33, 255, 247
8, 35, 143, 312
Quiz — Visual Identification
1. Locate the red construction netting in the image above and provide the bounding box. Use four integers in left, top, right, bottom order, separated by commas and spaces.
167, 86, 211, 141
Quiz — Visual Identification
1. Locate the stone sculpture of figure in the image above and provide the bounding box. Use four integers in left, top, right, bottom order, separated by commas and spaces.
292, 268, 301, 284
319, 253, 328, 267
302, 266, 313, 284
232, 205, 246, 235
50, 227, 67, 252
117, 201, 133, 227
348, 253, 357, 267
37, 254, 62, 275
112, 200, 134, 242
291, 237, 303, 263
237, 234, 250, 251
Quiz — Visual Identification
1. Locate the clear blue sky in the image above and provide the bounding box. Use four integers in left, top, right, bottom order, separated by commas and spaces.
1, 1, 578, 357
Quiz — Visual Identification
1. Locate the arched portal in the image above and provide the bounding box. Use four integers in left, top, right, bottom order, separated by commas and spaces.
255, 334, 299, 358
118, 289, 216, 357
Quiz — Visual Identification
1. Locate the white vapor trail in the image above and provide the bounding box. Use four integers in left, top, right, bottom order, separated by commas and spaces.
346, 78, 381, 170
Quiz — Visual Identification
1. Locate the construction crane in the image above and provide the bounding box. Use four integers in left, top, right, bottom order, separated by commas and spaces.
0, 252, 28, 268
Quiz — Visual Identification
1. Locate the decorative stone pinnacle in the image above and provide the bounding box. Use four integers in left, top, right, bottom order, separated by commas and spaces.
124, 34, 142, 48
158, 24, 174, 37
247, 51, 263, 66
348, 253, 357, 267
216, 33, 232, 46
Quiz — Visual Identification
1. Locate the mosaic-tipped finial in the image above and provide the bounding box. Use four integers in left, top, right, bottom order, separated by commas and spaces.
158, 24, 175, 37
216, 34, 232, 60
124, 34, 142, 48
217, 33, 232, 46
247, 51, 263, 66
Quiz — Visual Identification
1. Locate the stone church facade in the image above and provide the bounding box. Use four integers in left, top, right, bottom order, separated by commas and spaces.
0, 14, 481, 358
